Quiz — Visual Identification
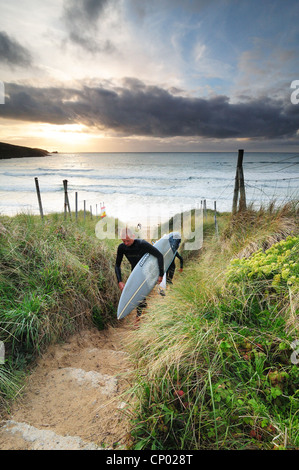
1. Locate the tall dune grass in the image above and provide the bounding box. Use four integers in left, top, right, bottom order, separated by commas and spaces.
0, 211, 119, 412
127, 201, 299, 450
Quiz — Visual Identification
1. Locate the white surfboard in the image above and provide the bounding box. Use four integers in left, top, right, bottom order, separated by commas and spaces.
117, 232, 181, 320
159, 272, 167, 290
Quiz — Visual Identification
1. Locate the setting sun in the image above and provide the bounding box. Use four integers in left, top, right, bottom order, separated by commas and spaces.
38, 123, 93, 148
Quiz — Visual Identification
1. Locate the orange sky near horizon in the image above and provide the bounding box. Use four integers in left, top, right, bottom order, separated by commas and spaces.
0, 118, 281, 154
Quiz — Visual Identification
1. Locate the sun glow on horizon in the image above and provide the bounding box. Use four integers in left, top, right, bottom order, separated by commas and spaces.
0, 119, 108, 152
38, 123, 95, 146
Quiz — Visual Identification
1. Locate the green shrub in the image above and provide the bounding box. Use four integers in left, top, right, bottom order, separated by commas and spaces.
226, 236, 298, 291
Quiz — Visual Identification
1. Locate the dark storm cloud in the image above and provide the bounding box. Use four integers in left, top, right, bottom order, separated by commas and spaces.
2, 80, 299, 140
62, 0, 115, 53
1, 84, 80, 124
0, 31, 32, 67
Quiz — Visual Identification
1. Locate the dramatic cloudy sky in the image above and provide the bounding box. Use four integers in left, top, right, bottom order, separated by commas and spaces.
0, 0, 299, 152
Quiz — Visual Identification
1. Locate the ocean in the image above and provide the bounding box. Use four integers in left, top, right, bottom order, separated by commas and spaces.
0, 152, 298, 226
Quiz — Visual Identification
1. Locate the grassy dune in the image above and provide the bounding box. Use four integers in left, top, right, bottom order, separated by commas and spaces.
0, 202, 298, 450
0, 212, 120, 410
128, 202, 299, 450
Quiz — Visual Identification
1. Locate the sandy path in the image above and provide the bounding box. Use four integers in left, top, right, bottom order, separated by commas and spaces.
0, 317, 136, 450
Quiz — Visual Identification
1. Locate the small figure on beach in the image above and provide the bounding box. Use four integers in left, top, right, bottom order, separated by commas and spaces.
115, 227, 164, 326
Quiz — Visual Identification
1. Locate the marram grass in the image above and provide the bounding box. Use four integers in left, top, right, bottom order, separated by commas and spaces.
0, 211, 120, 413
127, 203, 299, 450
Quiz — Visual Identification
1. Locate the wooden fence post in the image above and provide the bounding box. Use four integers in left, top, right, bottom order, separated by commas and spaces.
63, 180, 67, 219
203, 199, 207, 220
232, 149, 246, 213
34, 177, 44, 220
214, 201, 219, 238
238, 157, 247, 212
63, 180, 72, 219
75, 192, 78, 221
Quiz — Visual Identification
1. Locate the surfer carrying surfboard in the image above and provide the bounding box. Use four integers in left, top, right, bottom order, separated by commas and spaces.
115, 228, 164, 321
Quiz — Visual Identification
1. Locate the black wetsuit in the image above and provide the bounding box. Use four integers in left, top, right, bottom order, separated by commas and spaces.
166, 252, 183, 284
115, 239, 164, 316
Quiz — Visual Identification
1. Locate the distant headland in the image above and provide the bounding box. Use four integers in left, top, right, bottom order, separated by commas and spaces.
0, 142, 51, 160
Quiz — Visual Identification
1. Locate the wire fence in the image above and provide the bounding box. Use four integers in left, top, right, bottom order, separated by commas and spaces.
31, 151, 298, 243
210, 152, 299, 213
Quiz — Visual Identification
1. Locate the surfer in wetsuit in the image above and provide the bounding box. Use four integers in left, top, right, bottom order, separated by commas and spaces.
166, 252, 183, 284
115, 228, 164, 324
